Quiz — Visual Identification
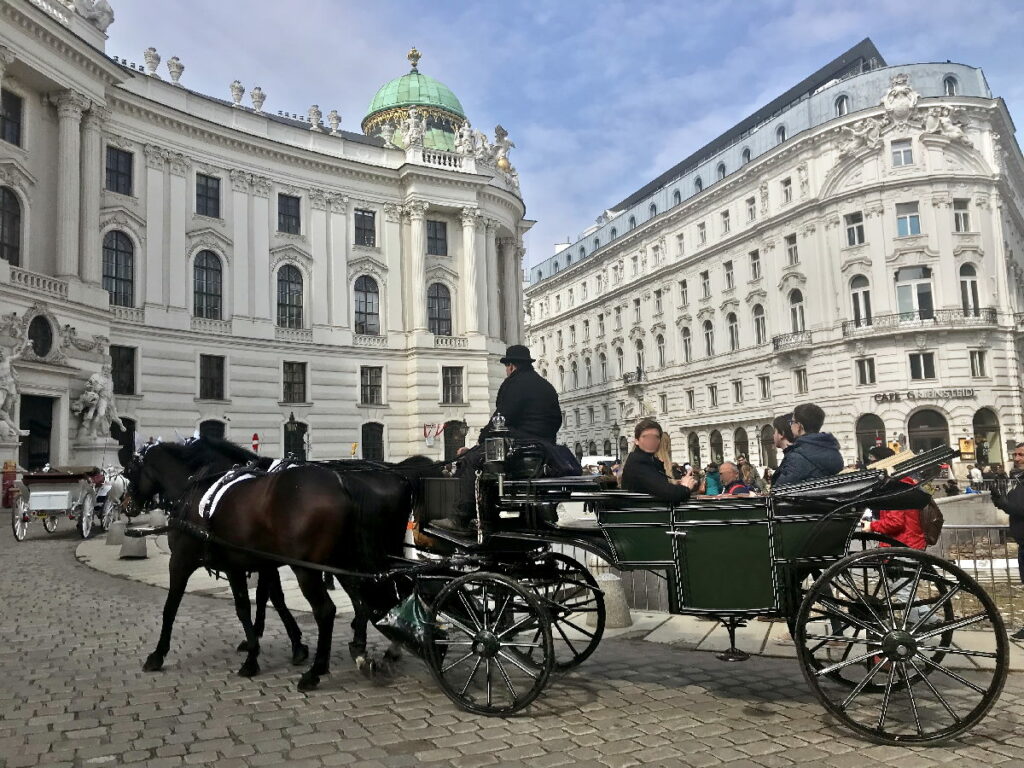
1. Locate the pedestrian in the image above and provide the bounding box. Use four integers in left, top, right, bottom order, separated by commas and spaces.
967, 464, 983, 488
942, 477, 960, 497
701, 463, 721, 495
861, 447, 927, 550
990, 442, 1024, 640
736, 454, 765, 493
718, 461, 751, 495
762, 466, 774, 489
771, 403, 844, 488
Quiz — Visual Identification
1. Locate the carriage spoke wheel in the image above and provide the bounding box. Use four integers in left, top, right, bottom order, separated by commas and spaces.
520, 553, 605, 671
76, 491, 96, 540
425, 572, 553, 716
11, 496, 28, 542
42, 515, 58, 533
795, 548, 1008, 745
100, 496, 119, 531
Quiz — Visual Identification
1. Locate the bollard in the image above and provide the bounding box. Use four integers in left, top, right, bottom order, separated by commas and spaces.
119, 535, 148, 559
105, 520, 126, 546
592, 572, 632, 629
148, 508, 168, 528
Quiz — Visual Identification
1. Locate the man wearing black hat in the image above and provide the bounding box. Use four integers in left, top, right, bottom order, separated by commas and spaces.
433, 344, 563, 532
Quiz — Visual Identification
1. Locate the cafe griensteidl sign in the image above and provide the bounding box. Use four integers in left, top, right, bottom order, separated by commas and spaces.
873, 389, 976, 403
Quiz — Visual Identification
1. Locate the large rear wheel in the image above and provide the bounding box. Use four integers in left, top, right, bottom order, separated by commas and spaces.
11, 495, 28, 541
76, 490, 96, 539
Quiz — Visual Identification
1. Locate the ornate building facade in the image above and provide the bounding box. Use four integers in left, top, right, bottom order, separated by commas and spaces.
0, 0, 529, 470
525, 39, 1024, 475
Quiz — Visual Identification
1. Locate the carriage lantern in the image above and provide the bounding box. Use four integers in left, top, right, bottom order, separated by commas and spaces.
484, 413, 510, 475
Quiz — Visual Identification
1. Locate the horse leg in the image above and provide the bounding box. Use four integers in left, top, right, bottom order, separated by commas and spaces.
293, 567, 335, 691
143, 548, 198, 671
238, 571, 268, 652
227, 569, 261, 677
264, 568, 309, 665
348, 607, 368, 663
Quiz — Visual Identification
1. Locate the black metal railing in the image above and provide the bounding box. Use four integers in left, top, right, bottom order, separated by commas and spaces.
772, 330, 811, 351
623, 369, 646, 385
842, 307, 997, 336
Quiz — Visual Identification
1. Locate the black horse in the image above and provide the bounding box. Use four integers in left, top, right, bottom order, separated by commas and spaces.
124, 438, 439, 690
122, 438, 309, 673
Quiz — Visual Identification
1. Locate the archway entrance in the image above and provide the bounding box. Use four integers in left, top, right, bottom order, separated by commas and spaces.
688, 432, 701, 466
709, 430, 723, 465
855, 414, 886, 465
973, 408, 1003, 466
760, 424, 777, 469
199, 419, 225, 440
19, 395, 54, 470
908, 409, 949, 454
734, 427, 749, 460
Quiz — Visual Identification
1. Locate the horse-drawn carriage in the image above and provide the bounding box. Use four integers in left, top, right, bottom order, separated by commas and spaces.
11, 465, 106, 541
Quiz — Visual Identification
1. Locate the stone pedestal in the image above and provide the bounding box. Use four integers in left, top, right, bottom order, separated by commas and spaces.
119, 536, 148, 559
105, 520, 126, 545
0, 440, 20, 472
593, 572, 632, 629
71, 437, 121, 469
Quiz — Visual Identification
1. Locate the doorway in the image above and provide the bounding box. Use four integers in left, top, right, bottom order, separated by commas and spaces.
19, 395, 55, 470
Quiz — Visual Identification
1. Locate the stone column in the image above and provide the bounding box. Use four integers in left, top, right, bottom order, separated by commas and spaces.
461, 207, 481, 334
55, 91, 89, 278
79, 105, 107, 285
485, 221, 501, 338
498, 237, 518, 343
309, 188, 330, 327
229, 170, 251, 318
382, 203, 405, 333
167, 153, 191, 309
251, 176, 272, 322
407, 200, 429, 331
327, 195, 348, 327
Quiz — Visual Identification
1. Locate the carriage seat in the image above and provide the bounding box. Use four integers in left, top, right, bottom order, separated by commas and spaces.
21, 466, 102, 484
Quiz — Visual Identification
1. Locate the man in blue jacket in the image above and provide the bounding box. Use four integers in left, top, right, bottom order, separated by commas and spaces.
771, 402, 844, 488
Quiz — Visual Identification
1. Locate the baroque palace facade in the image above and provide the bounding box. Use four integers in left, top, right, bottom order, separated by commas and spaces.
525, 39, 1024, 475
0, 0, 529, 470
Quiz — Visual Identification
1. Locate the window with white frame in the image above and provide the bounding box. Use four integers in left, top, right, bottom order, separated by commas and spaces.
721, 210, 731, 234
568, 288, 574, 307
603, 404, 610, 421
676, 233, 684, 256
731, 380, 743, 404
652, 245, 661, 266
588, 406, 595, 424
571, 361, 579, 388
569, 325, 576, 345
654, 289, 663, 314
845, 211, 865, 246
703, 320, 714, 356
943, 76, 958, 96
909, 352, 936, 380
753, 304, 767, 345
441, 366, 464, 403
697, 222, 706, 245
781, 177, 793, 204
724, 260, 734, 290
681, 327, 692, 362
355, 210, 376, 246
598, 313, 605, 336
960, 264, 980, 316
749, 249, 761, 281
970, 350, 987, 378
360, 366, 383, 404
700, 270, 710, 298
896, 202, 921, 236
746, 197, 756, 222
581, 281, 588, 301
789, 289, 805, 333
686, 389, 695, 410
616, 348, 624, 376
631, 255, 639, 276
283, 361, 307, 403
758, 374, 771, 400
954, 199, 971, 233
727, 312, 739, 351
856, 357, 876, 386
614, 307, 622, 329
794, 368, 808, 394
892, 139, 913, 167
656, 334, 666, 366
835, 94, 850, 116
556, 330, 563, 350
585, 357, 592, 386
679, 279, 689, 305
633, 298, 641, 323
851, 275, 872, 327
634, 340, 645, 371
896, 266, 934, 319
785, 233, 798, 265
659, 393, 668, 412
600, 353, 608, 382
583, 319, 590, 340
707, 383, 718, 407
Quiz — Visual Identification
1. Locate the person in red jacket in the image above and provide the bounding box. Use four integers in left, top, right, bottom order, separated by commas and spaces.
860, 447, 927, 550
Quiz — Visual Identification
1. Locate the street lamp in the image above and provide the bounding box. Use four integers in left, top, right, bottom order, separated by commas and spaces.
611, 421, 620, 461
285, 412, 305, 460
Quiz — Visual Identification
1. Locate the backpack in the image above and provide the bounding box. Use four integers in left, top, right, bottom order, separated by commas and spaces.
919, 500, 944, 546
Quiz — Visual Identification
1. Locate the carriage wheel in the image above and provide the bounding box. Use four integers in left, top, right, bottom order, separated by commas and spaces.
100, 496, 119, 532
795, 548, 1008, 745
11, 496, 28, 542
76, 491, 96, 540
521, 553, 605, 671
42, 515, 58, 533
424, 572, 554, 716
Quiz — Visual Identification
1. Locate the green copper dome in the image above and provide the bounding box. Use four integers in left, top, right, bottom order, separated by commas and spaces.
365, 71, 465, 120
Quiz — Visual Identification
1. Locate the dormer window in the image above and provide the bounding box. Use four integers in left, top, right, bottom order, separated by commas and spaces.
776, 125, 787, 144
943, 76, 958, 96
835, 95, 850, 117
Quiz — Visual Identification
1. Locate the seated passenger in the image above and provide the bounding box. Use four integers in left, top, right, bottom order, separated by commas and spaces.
718, 461, 751, 495
621, 419, 697, 502
771, 402, 844, 488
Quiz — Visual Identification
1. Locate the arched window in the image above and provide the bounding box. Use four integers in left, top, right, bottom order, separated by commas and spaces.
734, 427, 749, 459
741, 148, 751, 165
566, 253, 572, 265
855, 413, 886, 464
635, 339, 645, 372
193, 250, 222, 319
717, 162, 726, 180
974, 407, 1003, 465
727, 312, 739, 351
354, 275, 380, 334
610, 227, 618, 240
694, 177, 703, 193
789, 289, 805, 333
0, 187, 21, 267
673, 190, 681, 206
835, 95, 850, 117
681, 327, 692, 362
557, 365, 565, 390
943, 76, 958, 96
102, 230, 134, 307
553, 260, 560, 272
362, 422, 384, 461
616, 347, 624, 377
585, 357, 593, 386
588, 440, 597, 455
599, 353, 607, 383
688, 432, 701, 466
908, 409, 949, 454
628, 216, 636, 230
603, 439, 612, 456
593, 238, 600, 251
570, 360, 579, 389
703, 320, 714, 356
850, 275, 872, 327
649, 203, 657, 218
579, 246, 585, 260
276, 264, 303, 328
536, 269, 543, 281
427, 282, 452, 335
760, 424, 777, 469
752, 304, 767, 345
656, 334, 665, 367
960, 264, 980, 316
776, 125, 787, 144
709, 430, 723, 464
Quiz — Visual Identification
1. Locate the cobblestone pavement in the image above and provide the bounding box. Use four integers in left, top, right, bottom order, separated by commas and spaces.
2, 528, 1023, 768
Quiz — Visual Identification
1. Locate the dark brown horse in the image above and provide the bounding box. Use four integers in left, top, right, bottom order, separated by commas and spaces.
125, 438, 438, 690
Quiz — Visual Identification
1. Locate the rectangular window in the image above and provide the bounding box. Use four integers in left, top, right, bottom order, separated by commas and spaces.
195, 174, 221, 218
896, 202, 921, 237
598, 313, 605, 336
785, 233, 798, 265
659, 393, 668, 412
970, 350, 987, 378
555, 295, 562, 312
631, 255, 638, 276
909, 352, 936, 381
360, 366, 383, 404
700, 271, 710, 298
758, 375, 771, 400
892, 139, 913, 167
781, 177, 793, 204
721, 210, 731, 234
354, 209, 376, 246
569, 325, 576, 345
583, 319, 590, 340
277, 194, 301, 234
686, 389, 695, 411
614, 307, 622, 329
679, 280, 689, 305
845, 211, 865, 246
556, 330, 563, 350
746, 197, 756, 222
749, 249, 761, 280
652, 245, 661, 265
105, 147, 133, 195
0, 89, 23, 146
697, 222, 707, 245
724, 261, 734, 290
676, 233, 684, 256
588, 406, 595, 424
603, 404, 609, 422
954, 199, 971, 233
282, 361, 307, 403
633, 298, 641, 323
581, 281, 588, 301
856, 358, 876, 386
110, 345, 136, 395
427, 220, 448, 255
794, 368, 808, 394
442, 366, 464, 403
707, 384, 718, 408
731, 380, 743, 404
654, 289, 663, 314
199, 354, 225, 400
568, 289, 574, 308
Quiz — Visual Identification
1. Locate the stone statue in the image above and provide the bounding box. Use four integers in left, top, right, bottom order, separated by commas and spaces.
166, 56, 184, 85
0, 346, 27, 440
250, 86, 266, 113
402, 107, 426, 147
882, 73, 919, 126
473, 130, 492, 162
454, 121, 475, 155
73, 0, 114, 33
72, 364, 124, 440
229, 80, 244, 107
143, 47, 161, 77
837, 117, 883, 156
492, 124, 515, 170
308, 104, 323, 132
925, 106, 971, 145
327, 109, 341, 135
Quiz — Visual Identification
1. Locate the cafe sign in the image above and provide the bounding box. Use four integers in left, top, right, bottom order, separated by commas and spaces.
873, 388, 976, 403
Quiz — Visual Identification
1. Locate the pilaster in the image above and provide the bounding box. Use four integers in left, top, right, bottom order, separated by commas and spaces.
54, 91, 89, 278
461, 207, 481, 335
407, 200, 429, 331
79, 105, 107, 285
144, 145, 167, 307
328, 194, 348, 327
485, 220, 501, 338
309, 188, 329, 327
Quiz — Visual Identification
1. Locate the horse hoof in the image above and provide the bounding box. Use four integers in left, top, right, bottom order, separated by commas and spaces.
142, 654, 164, 672
236, 640, 248, 652
297, 673, 320, 691
238, 660, 260, 678
291, 644, 310, 666
383, 648, 402, 664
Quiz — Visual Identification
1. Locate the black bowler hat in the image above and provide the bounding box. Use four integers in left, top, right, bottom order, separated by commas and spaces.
500, 344, 535, 365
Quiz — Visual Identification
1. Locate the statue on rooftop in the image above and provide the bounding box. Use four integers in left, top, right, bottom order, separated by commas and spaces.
73, 0, 114, 33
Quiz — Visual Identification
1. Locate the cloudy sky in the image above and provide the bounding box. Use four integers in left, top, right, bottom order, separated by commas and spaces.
107, 0, 1024, 268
